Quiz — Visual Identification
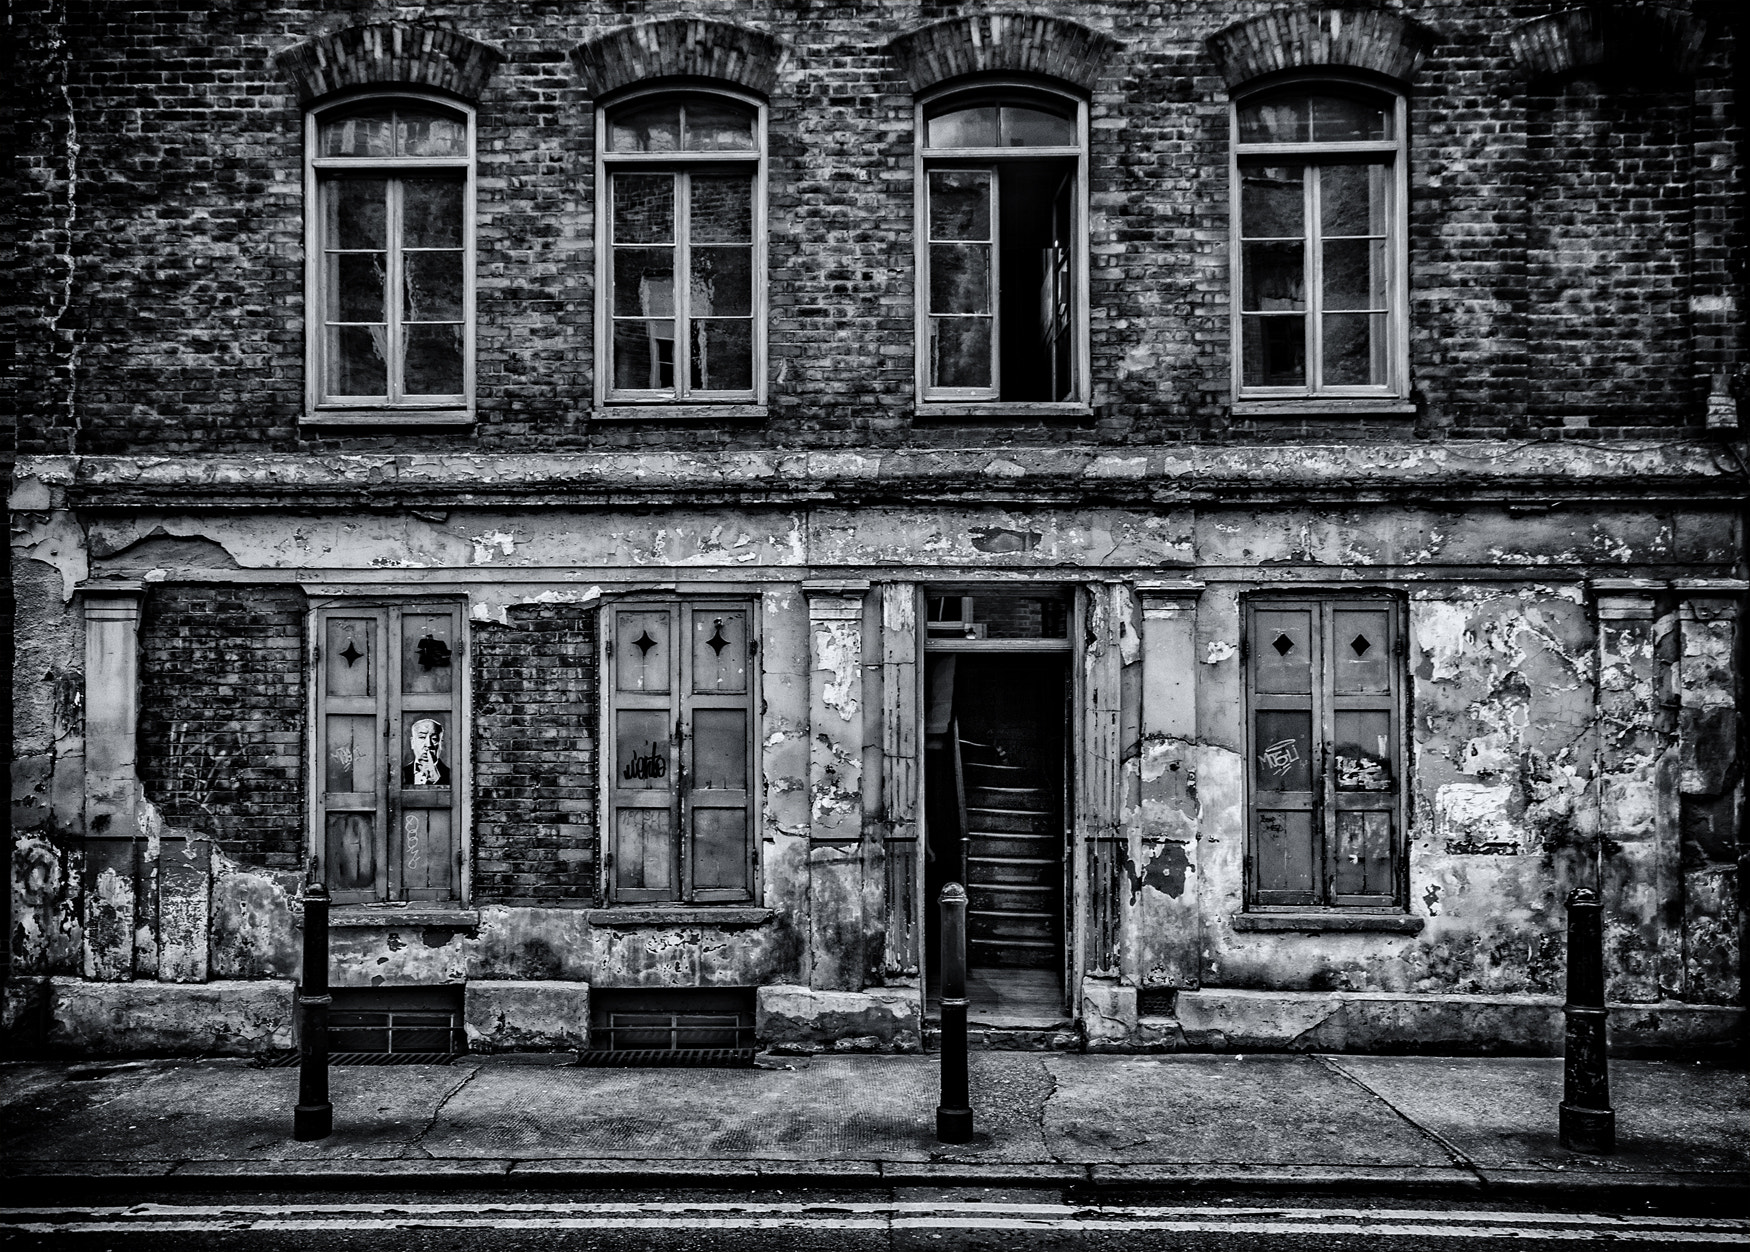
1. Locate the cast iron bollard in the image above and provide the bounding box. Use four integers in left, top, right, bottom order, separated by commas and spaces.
293, 883, 333, 1141
936, 882, 973, 1143
1559, 886, 1614, 1153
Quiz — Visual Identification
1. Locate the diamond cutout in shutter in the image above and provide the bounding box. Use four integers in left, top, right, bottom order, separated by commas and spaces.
1350, 634, 1372, 657
632, 630, 659, 657
339, 641, 363, 667
1272, 633, 1295, 656
706, 620, 730, 656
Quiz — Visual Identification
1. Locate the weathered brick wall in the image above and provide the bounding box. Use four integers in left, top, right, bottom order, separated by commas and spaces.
472, 605, 597, 906
8, 0, 1742, 454
137, 585, 307, 870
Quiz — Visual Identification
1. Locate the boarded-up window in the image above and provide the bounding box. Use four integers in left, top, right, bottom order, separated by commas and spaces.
315, 603, 464, 904
607, 600, 755, 904
1246, 597, 1401, 908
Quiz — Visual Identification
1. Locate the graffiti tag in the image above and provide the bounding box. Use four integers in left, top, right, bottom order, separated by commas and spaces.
622, 741, 668, 781
1261, 738, 1301, 776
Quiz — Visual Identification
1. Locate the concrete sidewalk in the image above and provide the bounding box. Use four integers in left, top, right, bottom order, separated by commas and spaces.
2, 1053, 1745, 1203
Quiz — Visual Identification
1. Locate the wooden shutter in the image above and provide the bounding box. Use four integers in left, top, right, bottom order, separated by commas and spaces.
319, 610, 388, 905
392, 606, 463, 900
1246, 598, 1402, 909
607, 599, 755, 904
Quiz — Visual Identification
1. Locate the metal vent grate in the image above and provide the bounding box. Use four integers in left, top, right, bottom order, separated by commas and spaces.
576, 1048, 756, 1068
260, 1050, 457, 1068
1138, 987, 1178, 1018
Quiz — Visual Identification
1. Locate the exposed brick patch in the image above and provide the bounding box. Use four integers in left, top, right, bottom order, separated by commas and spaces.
138, 585, 307, 870
1510, 4, 1709, 83
886, 11, 1120, 94
1205, 5, 1436, 88
570, 18, 787, 99
275, 22, 504, 104
472, 605, 597, 907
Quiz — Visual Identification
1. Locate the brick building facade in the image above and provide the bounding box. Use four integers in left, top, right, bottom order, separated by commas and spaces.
6, 1, 1745, 1057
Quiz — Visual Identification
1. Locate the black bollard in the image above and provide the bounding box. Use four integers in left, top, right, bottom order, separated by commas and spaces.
1559, 887, 1614, 1153
936, 882, 973, 1143
293, 883, 333, 1141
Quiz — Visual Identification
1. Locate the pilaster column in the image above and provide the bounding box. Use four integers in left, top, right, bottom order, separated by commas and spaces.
805, 580, 869, 989
81, 587, 144, 981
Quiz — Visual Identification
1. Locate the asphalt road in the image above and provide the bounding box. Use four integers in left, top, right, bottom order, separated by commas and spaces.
3, 1188, 1746, 1250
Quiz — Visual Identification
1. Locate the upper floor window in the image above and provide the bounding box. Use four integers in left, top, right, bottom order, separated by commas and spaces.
1231, 83, 1408, 403
916, 86, 1088, 411
305, 95, 475, 424
597, 90, 766, 411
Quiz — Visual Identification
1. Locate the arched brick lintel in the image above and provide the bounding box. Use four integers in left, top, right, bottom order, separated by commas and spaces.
570, 19, 788, 99
886, 12, 1121, 95
1205, 6, 1436, 90
274, 23, 505, 105
1509, 5, 1709, 82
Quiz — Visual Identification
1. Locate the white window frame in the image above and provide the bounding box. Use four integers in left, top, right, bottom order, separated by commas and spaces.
913, 80, 1091, 417
1228, 76, 1410, 409
307, 597, 472, 906
594, 85, 768, 419
302, 91, 477, 426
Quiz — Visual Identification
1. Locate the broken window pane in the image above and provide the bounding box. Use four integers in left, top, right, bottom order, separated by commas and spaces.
402, 323, 464, 396
610, 103, 680, 152
682, 100, 755, 151
1241, 316, 1305, 389
931, 317, 993, 389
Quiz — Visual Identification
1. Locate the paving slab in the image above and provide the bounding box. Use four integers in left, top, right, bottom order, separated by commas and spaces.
1327, 1056, 1750, 1175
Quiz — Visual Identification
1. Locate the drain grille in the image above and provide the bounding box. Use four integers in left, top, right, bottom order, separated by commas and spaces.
576, 1047, 756, 1068
261, 1050, 456, 1067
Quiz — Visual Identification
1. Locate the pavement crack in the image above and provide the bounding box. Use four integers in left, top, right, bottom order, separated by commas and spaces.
1038, 1055, 1064, 1163
403, 1062, 482, 1159
1313, 1054, 1483, 1179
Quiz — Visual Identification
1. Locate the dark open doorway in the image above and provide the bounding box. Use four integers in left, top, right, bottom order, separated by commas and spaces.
923, 592, 1071, 1026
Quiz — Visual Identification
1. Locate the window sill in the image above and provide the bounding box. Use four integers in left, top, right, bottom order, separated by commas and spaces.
915, 401, 1093, 420
303, 408, 474, 427
1232, 912, 1424, 934
1230, 398, 1416, 417
593, 404, 767, 422
586, 907, 774, 928
330, 905, 479, 929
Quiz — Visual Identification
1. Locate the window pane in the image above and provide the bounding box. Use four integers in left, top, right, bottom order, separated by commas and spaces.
929, 243, 990, 314
1311, 94, 1390, 142
1334, 710, 1392, 791
691, 709, 746, 791
328, 325, 388, 395
614, 319, 676, 390
927, 106, 999, 148
404, 250, 464, 321
1322, 313, 1387, 386
617, 709, 672, 790
682, 100, 756, 151
931, 317, 992, 389
402, 612, 455, 694
321, 111, 393, 157
690, 175, 752, 242
1241, 166, 1303, 239
1335, 812, 1393, 896
326, 179, 387, 249
1320, 163, 1388, 237
1255, 810, 1315, 894
402, 178, 464, 248
1242, 241, 1305, 311
613, 174, 674, 243
690, 246, 752, 316
397, 109, 467, 156
328, 252, 386, 322
691, 320, 753, 391
609, 103, 680, 152
929, 171, 990, 239
1242, 316, 1305, 388
614, 248, 676, 318
1254, 710, 1312, 791
1238, 97, 1310, 144
402, 323, 464, 395
326, 813, 376, 891
1322, 239, 1387, 311
1001, 105, 1075, 146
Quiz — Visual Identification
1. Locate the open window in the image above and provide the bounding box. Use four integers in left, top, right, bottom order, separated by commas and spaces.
314, 602, 467, 904
603, 599, 757, 903
304, 94, 474, 424
916, 86, 1087, 412
1245, 596, 1405, 910
1230, 81, 1408, 406
596, 89, 766, 414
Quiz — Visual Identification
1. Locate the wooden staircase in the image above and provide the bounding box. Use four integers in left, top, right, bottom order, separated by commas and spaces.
958, 736, 1059, 970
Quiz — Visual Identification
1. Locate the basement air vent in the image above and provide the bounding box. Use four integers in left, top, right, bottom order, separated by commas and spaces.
1138, 987, 1177, 1018
587, 987, 756, 1067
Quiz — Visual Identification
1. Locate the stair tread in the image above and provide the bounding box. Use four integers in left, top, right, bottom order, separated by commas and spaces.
968, 936, 1057, 949
968, 855, 1058, 865
969, 909, 1055, 920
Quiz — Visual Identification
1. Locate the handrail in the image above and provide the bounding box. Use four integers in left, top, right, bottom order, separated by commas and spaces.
950, 714, 970, 886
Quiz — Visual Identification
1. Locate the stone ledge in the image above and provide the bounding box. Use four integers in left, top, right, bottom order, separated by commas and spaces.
1231, 913, 1425, 934
585, 907, 774, 928
330, 906, 480, 929
36, 978, 295, 1056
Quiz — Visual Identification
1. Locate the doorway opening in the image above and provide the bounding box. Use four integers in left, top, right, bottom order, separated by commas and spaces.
923, 590, 1071, 1026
